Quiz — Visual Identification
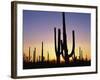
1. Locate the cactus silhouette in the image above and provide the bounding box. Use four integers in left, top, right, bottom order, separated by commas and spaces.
47, 52, 49, 62
54, 12, 75, 64
62, 12, 75, 63
54, 28, 62, 63
29, 47, 31, 62
39, 56, 41, 62
79, 47, 83, 61
41, 41, 44, 63
62, 30, 75, 63
33, 48, 36, 63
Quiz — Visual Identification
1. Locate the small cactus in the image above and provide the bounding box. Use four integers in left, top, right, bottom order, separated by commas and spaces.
29, 47, 31, 62
41, 41, 44, 63
33, 48, 36, 63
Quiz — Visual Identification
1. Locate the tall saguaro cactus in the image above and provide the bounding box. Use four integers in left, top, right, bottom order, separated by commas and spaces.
62, 12, 75, 63
62, 12, 68, 63
54, 12, 75, 64
62, 12, 68, 54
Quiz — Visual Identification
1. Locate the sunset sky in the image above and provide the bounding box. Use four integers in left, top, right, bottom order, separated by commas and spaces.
23, 10, 91, 61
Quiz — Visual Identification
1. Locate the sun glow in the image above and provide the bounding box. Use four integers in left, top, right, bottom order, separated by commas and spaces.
24, 41, 91, 62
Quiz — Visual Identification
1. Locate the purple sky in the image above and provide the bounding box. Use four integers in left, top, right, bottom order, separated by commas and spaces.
23, 10, 91, 60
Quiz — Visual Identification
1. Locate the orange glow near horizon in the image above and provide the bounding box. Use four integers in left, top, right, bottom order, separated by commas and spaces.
23, 40, 91, 62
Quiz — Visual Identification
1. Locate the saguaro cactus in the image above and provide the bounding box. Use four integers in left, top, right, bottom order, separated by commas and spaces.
79, 47, 83, 61
54, 12, 75, 64
41, 41, 44, 62
33, 48, 36, 63
62, 12, 75, 63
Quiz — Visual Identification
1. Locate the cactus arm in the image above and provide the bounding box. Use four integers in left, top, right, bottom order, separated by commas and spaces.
54, 28, 61, 56
58, 29, 61, 55
60, 40, 63, 54
68, 30, 75, 57
54, 27, 57, 53
54, 27, 61, 63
